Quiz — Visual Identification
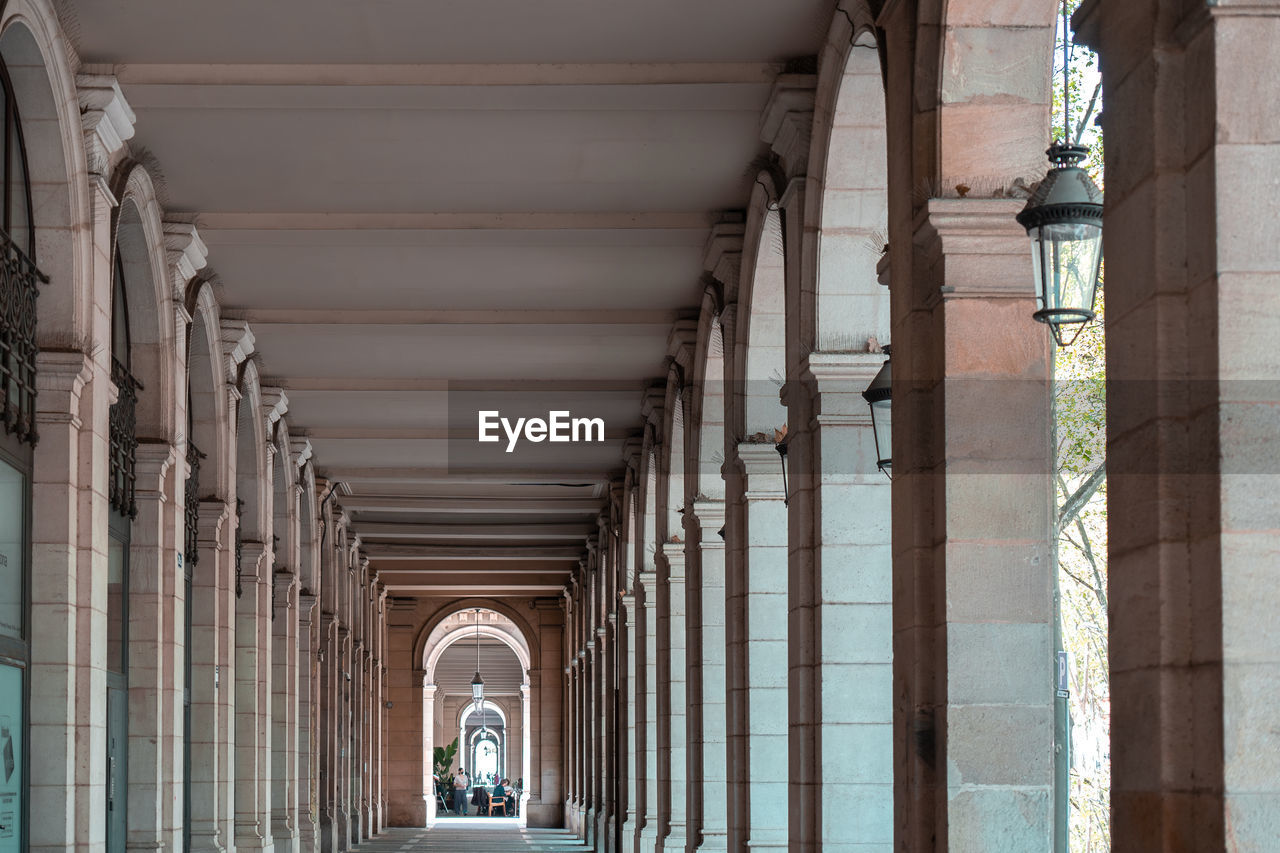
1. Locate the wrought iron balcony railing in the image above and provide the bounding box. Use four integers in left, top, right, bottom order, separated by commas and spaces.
109, 356, 142, 518
184, 439, 205, 568
0, 229, 49, 447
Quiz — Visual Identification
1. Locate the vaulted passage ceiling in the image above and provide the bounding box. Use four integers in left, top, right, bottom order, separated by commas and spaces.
68, 0, 832, 596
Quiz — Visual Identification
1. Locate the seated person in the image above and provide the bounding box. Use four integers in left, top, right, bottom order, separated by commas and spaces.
491, 778, 507, 812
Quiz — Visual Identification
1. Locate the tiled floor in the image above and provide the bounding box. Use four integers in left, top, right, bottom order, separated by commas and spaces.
353, 823, 588, 852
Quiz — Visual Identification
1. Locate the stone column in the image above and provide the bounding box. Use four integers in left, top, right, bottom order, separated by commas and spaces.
896, 199, 1054, 849
318, 615, 338, 853
296, 594, 320, 853
657, 546, 688, 853
190, 501, 232, 853
687, 499, 727, 853
27, 354, 92, 853
564, 591, 578, 830
526, 611, 565, 827
638, 568, 660, 851
126, 443, 182, 851
791, 354, 893, 851
619, 592, 640, 851
1076, 2, 1280, 849
272, 570, 300, 853
421, 681, 436, 823
235, 540, 277, 853
334, 625, 352, 848
734, 443, 789, 851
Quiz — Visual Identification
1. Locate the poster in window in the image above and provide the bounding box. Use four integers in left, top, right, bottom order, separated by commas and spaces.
0, 665, 22, 851
0, 460, 22, 640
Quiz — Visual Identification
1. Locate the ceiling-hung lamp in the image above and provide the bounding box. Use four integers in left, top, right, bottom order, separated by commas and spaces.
471, 609, 485, 708
1016, 0, 1103, 347
862, 346, 892, 478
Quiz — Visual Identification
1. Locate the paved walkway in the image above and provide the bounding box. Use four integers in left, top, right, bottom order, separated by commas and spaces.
353, 823, 588, 852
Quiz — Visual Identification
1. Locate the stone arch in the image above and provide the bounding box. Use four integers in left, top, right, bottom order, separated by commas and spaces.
734, 174, 788, 440
690, 286, 727, 501
0, 1, 93, 345
803, 2, 890, 353
423, 621, 532, 682
411, 598, 539, 673
234, 358, 269, 539
457, 699, 508, 729
112, 162, 177, 443
271, 416, 298, 570
659, 364, 686, 543
297, 460, 319, 595
186, 282, 231, 500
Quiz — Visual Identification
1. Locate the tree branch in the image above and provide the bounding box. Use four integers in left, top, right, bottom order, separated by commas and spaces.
1074, 80, 1103, 145
1058, 463, 1106, 531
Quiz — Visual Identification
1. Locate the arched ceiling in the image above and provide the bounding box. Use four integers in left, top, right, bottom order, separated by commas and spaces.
435, 640, 524, 698
66, 0, 832, 596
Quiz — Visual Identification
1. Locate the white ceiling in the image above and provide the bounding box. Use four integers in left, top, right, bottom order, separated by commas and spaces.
66, 0, 831, 596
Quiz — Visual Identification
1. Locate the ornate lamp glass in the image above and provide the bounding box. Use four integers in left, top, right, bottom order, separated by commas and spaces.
862, 347, 892, 477
1016, 143, 1104, 346
471, 670, 484, 704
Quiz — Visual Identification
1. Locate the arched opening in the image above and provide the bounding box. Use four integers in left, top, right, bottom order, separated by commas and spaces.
108, 189, 171, 853
270, 419, 299, 849
231, 359, 272, 847
0, 23, 43, 850
182, 284, 231, 852
788, 8, 894, 847
724, 179, 790, 852
421, 607, 531, 824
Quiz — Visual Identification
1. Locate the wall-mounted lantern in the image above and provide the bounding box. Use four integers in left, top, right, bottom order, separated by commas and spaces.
862, 346, 892, 477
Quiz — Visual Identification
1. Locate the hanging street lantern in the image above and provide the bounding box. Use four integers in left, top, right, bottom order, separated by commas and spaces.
471, 609, 485, 706
1016, 143, 1104, 347
862, 346, 892, 477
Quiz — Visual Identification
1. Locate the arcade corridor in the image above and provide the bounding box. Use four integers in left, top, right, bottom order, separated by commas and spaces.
0, 1, 1276, 853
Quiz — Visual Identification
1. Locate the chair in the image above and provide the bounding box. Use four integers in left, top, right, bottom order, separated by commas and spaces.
488, 793, 508, 816
436, 791, 452, 814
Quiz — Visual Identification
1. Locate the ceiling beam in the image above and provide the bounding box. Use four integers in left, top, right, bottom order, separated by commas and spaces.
363, 545, 583, 561
117, 62, 783, 87
223, 308, 678, 326
381, 578, 568, 591
357, 522, 593, 541
196, 211, 711, 231
322, 468, 609, 484
265, 378, 644, 392
342, 495, 604, 514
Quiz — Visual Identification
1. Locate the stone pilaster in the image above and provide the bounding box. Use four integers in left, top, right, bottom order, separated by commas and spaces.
792, 353, 893, 851
619, 591, 640, 851
657, 545, 688, 853
272, 569, 300, 853
733, 442, 789, 851
638, 568, 660, 851
896, 198, 1054, 850
190, 500, 233, 853
1075, 2, 1280, 849
27, 353, 93, 853
128, 442, 183, 853
688, 499, 727, 853
296, 593, 320, 853
235, 540, 277, 853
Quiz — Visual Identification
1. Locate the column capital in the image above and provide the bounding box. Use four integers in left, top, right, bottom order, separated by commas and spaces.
77, 73, 135, 173
298, 592, 318, 623
759, 70, 816, 178
790, 351, 884, 423
734, 442, 786, 499
912, 198, 1031, 304
239, 539, 272, 583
